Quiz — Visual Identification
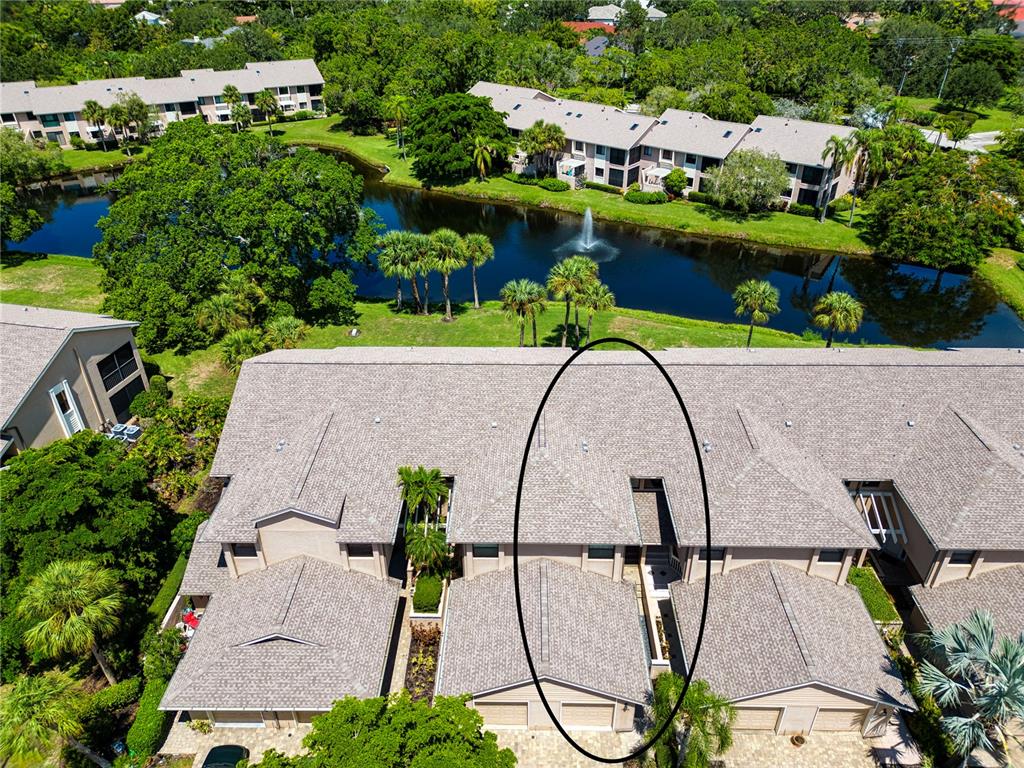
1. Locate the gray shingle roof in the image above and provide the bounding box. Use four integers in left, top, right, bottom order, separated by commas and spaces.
435, 559, 651, 703
178, 521, 231, 595
736, 115, 857, 167
0, 304, 137, 427
204, 347, 1024, 552
644, 109, 749, 159
910, 565, 1024, 638
671, 562, 914, 708
161, 556, 400, 711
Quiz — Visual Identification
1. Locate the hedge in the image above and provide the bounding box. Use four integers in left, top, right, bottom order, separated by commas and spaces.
502, 172, 539, 186
146, 553, 187, 626
787, 202, 816, 217
584, 180, 622, 194
538, 178, 570, 192
892, 653, 957, 765
846, 567, 900, 623
171, 508, 211, 556
624, 190, 669, 205
413, 574, 443, 613
686, 190, 714, 205
125, 677, 171, 757
86, 677, 143, 717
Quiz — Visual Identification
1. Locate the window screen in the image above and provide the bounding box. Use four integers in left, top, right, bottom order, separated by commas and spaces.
97, 343, 139, 391
473, 544, 499, 558
588, 545, 615, 560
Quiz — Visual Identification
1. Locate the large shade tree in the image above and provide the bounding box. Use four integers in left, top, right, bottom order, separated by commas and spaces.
704, 149, 789, 213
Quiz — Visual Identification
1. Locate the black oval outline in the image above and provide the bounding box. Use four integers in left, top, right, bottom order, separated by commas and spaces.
512, 337, 712, 764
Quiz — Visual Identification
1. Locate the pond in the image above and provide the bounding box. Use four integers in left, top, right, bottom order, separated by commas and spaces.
8, 161, 1024, 349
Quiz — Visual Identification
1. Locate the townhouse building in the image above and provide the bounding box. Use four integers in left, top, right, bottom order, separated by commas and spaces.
470, 81, 856, 209
0, 60, 324, 147
160, 346, 1022, 744
0, 304, 147, 463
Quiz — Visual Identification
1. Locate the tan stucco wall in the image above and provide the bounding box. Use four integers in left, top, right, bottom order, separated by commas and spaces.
459, 544, 623, 581
735, 684, 881, 735
473, 680, 637, 732
930, 548, 1024, 586
257, 513, 345, 568
682, 547, 851, 584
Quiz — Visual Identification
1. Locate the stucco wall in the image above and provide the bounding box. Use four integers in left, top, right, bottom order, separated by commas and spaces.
473, 680, 637, 732
460, 543, 623, 581
257, 513, 345, 568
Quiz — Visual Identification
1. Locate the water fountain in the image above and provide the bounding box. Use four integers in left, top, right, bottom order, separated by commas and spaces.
554, 207, 618, 262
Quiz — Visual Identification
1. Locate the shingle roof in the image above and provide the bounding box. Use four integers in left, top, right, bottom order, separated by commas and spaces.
435, 559, 651, 703
469, 81, 657, 149
644, 109, 749, 159
0, 304, 137, 427
910, 566, 1024, 638
1, 60, 323, 114
671, 562, 914, 708
737, 115, 857, 167
161, 556, 400, 711
204, 347, 1024, 552
178, 521, 231, 595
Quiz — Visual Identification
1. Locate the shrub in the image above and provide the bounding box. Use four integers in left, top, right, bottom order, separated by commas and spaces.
306, 270, 357, 327
627, 182, 641, 193
187, 719, 213, 734
584, 180, 621, 194
624, 190, 669, 204
70, 135, 86, 149
891, 652, 956, 766
686, 190, 714, 205
148, 375, 169, 399
828, 194, 853, 213
293, 110, 315, 121
801, 328, 823, 342
538, 178, 569, 192
264, 315, 309, 350
846, 567, 900, 623
142, 627, 185, 682
157, 467, 198, 503
502, 171, 539, 186
130, 390, 167, 418
125, 678, 171, 757
146, 554, 187, 626
787, 202, 816, 217
908, 109, 937, 126
413, 574, 443, 613
171, 509, 210, 555
86, 677, 143, 717
663, 167, 689, 197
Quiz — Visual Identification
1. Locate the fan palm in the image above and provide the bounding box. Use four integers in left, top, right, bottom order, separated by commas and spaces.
378, 230, 417, 311
397, 466, 450, 534
732, 279, 780, 348
0, 671, 111, 768
220, 328, 267, 372
580, 281, 615, 346
500, 279, 547, 346
81, 100, 108, 151
255, 88, 280, 133
196, 293, 244, 339
410, 233, 434, 315
264, 315, 308, 349
18, 561, 123, 686
222, 84, 242, 131
105, 102, 130, 151
915, 610, 1024, 765
812, 291, 864, 348
648, 674, 734, 768
820, 135, 856, 223
563, 255, 599, 348
546, 256, 597, 348
463, 233, 495, 309
430, 228, 468, 321
385, 94, 409, 159
472, 136, 494, 181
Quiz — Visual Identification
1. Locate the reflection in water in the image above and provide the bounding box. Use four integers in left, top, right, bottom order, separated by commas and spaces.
8, 163, 1024, 349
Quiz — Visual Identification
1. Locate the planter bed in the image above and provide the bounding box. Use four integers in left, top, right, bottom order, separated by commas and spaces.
404, 623, 441, 703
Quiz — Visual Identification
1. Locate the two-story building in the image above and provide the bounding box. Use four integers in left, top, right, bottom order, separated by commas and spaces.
0, 60, 324, 147
0, 304, 147, 462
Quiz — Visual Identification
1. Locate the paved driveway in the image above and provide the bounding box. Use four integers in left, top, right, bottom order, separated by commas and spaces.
721, 732, 879, 768
494, 730, 643, 767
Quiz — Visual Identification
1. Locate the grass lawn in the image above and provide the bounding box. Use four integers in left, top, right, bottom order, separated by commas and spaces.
0, 252, 105, 311
62, 143, 150, 172
977, 248, 1024, 318
903, 97, 1020, 134
272, 117, 872, 254
847, 566, 901, 623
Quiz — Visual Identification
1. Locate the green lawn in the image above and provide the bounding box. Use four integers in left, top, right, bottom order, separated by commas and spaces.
0, 252, 105, 311
847, 566, 901, 623
977, 248, 1024, 317
272, 117, 872, 254
62, 143, 150, 172
903, 97, 1020, 134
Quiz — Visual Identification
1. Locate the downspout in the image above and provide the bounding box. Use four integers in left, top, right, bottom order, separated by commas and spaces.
74, 348, 105, 428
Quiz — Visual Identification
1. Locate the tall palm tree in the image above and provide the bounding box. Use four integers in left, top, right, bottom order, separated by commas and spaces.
472, 136, 494, 181
563, 255, 599, 348
819, 135, 855, 223
546, 256, 597, 348
500, 279, 547, 347
105, 102, 130, 153
255, 89, 280, 133
410, 233, 434, 315
812, 291, 864, 348
0, 671, 111, 768
430, 228, 468, 322
385, 94, 409, 159
649, 674, 734, 768
463, 233, 495, 310
378, 230, 416, 311
196, 293, 244, 339
18, 560, 123, 686
222, 84, 242, 132
580, 281, 615, 346
916, 610, 1024, 765
81, 100, 108, 151
732, 279, 780, 348
397, 466, 450, 534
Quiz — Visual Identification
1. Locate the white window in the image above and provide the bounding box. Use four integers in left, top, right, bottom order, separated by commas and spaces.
49, 380, 84, 437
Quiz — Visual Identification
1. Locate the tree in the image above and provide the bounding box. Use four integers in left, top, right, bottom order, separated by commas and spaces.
410, 233, 435, 315
579, 281, 615, 346
915, 610, 1024, 764
854, 123, 930, 188
463, 233, 495, 309
0, 671, 111, 768
430, 228, 468, 321
819, 135, 855, 222
732, 279, 780, 348
196, 293, 245, 340
18, 560, 124, 685
472, 135, 494, 181
500, 278, 547, 347
255, 88, 280, 133
690, 82, 774, 124
943, 62, 1005, 110
222, 84, 243, 132
397, 466, 449, 534
546, 256, 597, 348
649, 674, 734, 768
404, 525, 450, 574
406, 93, 511, 186
0, 127, 68, 185
249, 693, 516, 768
231, 101, 253, 132
705, 149, 789, 214
378, 230, 417, 311
307, 270, 358, 327
663, 167, 689, 197
812, 291, 863, 347
943, 118, 973, 150
999, 127, 1024, 163
116, 92, 151, 146
0, 182, 44, 245
105, 102, 130, 149
385, 94, 410, 159
81, 100, 109, 150
519, 119, 566, 176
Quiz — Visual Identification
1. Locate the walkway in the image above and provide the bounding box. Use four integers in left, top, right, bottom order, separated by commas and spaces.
494, 730, 643, 767
387, 589, 413, 694
160, 716, 311, 767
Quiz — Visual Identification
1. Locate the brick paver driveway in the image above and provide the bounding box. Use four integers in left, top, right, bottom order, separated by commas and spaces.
722, 732, 879, 768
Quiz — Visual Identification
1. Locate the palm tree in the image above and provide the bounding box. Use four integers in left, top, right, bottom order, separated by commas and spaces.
231, 102, 253, 132
81, 100, 108, 151
732, 279, 780, 348
649, 674, 734, 768
430, 228, 468, 322
521, 120, 567, 176
105, 102, 130, 152
264, 315, 308, 349
472, 136, 494, 181
410, 233, 434, 315
563, 255, 599, 348
397, 466, 450, 534
255, 89, 280, 133
945, 119, 973, 150
222, 84, 242, 131
580, 281, 615, 346
196, 293, 244, 339
378, 230, 416, 311
463, 233, 495, 310
404, 525, 449, 574
17, 560, 123, 686
916, 610, 1024, 765
500, 279, 547, 346
812, 291, 864, 348
220, 328, 267, 372
385, 94, 409, 159
0, 671, 111, 768
819, 135, 855, 223
546, 256, 597, 348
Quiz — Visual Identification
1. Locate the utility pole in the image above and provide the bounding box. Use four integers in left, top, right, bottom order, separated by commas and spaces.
936, 39, 962, 103
897, 52, 917, 96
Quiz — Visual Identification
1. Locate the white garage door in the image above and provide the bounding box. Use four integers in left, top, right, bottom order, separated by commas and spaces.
211, 711, 264, 728
475, 702, 529, 727
814, 708, 868, 731
733, 707, 782, 731
562, 702, 614, 730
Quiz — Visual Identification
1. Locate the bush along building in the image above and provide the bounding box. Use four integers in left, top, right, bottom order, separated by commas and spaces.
159, 346, 1022, 744
469, 81, 856, 210
0, 60, 324, 147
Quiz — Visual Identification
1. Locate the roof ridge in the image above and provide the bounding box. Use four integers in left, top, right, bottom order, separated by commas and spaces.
767, 563, 815, 677
275, 559, 307, 628
292, 412, 333, 499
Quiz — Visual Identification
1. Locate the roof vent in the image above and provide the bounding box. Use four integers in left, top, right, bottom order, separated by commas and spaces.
660, 120, 667, 125
581, 439, 589, 453
907, 420, 915, 427
702, 439, 712, 453
513, 104, 521, 110
576, 113, 582, 118
275, 440, 286, 452
1012, 443, 1021, 451
630, 123, 639, 130
490, 421, 498, 429
566, 111, 572, 116
785, 420, 793, 428
754, 127, 762, 132
373, 416, 381, 424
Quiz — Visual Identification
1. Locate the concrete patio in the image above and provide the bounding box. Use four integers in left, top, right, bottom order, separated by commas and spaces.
160, 716, 312, 768
721, 731, 879, 768
494, 730, 643, 767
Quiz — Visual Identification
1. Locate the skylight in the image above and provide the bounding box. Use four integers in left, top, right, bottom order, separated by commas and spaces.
630, 123, 639, 130
660, 120, 668, 125
513, 104, 521, 110
723, 130, 732, 137
754, 127, 762, 132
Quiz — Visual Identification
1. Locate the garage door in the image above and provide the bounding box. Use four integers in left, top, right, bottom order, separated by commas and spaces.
814, 708, 868, 731
475, 702, 528, 727
211, 711, 264, 728
733, 707, 782, 731
562, 702, 614, 730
